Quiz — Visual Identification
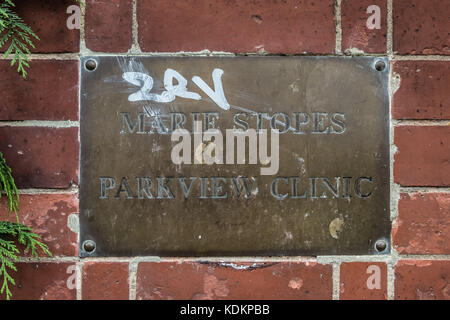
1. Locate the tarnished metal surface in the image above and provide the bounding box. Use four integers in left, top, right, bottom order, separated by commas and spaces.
79, 56, 390, 257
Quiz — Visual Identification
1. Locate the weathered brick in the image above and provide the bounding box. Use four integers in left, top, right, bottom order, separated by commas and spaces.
10, 263, 77, 300
340, 262, 387, 300
395, 260, 450, 300
136, 262, 332, 300
85, 0, 133, 52
341, 0, 386, 53
393, 0, 450, 55
0, 60, 79, 121
12, 0, 79, 53
0, 127, 79, 188
138, 0, 335, 54
82, 262, 129, 300
0, 194, 78, 256
393, 193, 450, 255
394, 126, 450, 186
392, 61, 450, 120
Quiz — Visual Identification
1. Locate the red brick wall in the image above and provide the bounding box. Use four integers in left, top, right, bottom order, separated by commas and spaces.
0, 0, 449, 300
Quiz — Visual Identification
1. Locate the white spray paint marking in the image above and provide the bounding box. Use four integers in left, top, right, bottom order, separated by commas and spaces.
67, 213, 79, 233
123, 72, 172, 103
192, 68, 230, 110
165, 68, 201, 101
117, 58, 291, 131
122, 67, 230, 110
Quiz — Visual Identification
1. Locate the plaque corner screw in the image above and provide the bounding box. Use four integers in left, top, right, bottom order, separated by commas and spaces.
82, 240, 96, 253
374, 60, 386, 72
85, 59, 98, 72
375, 239, 388, 253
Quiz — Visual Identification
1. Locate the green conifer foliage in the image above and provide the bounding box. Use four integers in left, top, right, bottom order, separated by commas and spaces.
0, 153, 52, 300
0, 0, 84, 299
0, 0, 39, 78
0, 0, 83, 78
0, 0, 83, 299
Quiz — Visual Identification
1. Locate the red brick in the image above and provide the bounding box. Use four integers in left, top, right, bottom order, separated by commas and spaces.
136, 262, 332, 300
138, 0, 335, 54
393, 0, 450, 55
1, 194, 78, 257
395, 260, 450, 300
0, 60, 79, 121
341, 0, 386, 53
0, 127, 79, 188
392, 61, 450, 120
85, 0, 133, 52
82, 262, 129, 300
394, 126, 450, 186
12, 0, 79, 53
10, 262, 77, 300
340, 262, 387, 300
393, 193, 450, 255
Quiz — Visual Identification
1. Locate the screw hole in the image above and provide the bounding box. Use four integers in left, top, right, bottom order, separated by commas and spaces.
375, 239, 387, 252
375, 60, 386, 72
83, 240, 96, 253
85, 59, 97, 71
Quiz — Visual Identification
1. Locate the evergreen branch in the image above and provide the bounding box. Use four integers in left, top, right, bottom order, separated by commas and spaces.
0, 0, 70, 300
0, 0, 83, 78
0, 152, 19, 222
0, 231, 19, 300
0, 221, 52, 300
16, 223, 52, 258
0, 0, 38, 78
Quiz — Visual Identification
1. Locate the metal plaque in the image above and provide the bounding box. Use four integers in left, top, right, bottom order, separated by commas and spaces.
79, 56, 390, 257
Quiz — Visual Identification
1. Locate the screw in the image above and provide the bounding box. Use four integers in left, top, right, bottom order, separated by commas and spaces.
375, 239, 387, 252
374, 60, 386, 72
83, 240, 96, 253
85, 59, 97, 71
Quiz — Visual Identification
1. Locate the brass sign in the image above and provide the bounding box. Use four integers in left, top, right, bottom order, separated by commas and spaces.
79, 56, 390, 257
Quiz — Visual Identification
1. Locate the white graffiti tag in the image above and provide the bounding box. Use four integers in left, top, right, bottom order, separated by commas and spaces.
122, 68, 230, 110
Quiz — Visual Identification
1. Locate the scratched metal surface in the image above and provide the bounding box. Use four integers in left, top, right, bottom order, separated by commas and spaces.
79, 56, 390, 257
